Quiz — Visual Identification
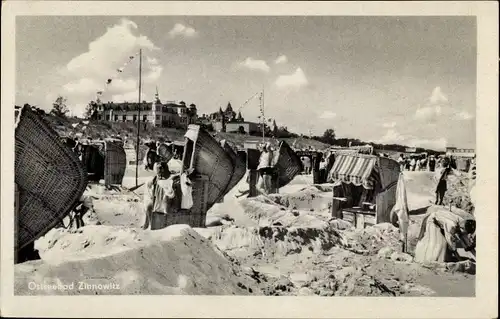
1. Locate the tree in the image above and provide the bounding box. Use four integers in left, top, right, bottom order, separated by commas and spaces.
84, 101, 99, 120
50, 96, 69, 117
321, 128, 336, 145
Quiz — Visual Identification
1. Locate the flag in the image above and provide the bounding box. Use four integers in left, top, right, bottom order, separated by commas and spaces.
96, 51, 139, 98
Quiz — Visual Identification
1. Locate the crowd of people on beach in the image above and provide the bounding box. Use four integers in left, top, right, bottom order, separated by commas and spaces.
397, 153, 438, 172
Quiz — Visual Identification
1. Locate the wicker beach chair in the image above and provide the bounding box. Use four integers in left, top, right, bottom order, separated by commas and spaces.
103, 139, 127, 186
220, 140, 246, 197
183, 125, 236, 207
157, 143, 174, 163
15, 106, 87, 254
274, 140, 303, 188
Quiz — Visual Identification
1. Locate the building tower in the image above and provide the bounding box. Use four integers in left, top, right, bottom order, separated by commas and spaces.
152, 86, 162, 127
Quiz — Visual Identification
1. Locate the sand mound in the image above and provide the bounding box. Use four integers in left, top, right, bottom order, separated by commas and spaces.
342, 223, 402, 255
443, 174, 475, 214
17, 225, 260, 295
237, 196, 329, 228
198, 224, 343, 260
268, 186, 332, 212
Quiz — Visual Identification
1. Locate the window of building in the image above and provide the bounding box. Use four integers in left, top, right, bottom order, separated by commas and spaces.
162, 116, 166, 121
122, 115, 126, 122
143, 115, 147, 122
133, 115, 137, 122
156, 115, 160, 120
105, 115, 110, 121
114, 115, 118, 121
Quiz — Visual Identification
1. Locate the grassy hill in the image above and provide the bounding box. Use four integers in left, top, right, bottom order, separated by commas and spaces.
34, 110, 441, 157
41, 113, 331, 151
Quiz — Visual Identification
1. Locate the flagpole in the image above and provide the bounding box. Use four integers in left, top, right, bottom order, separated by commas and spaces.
261, 88, 265, 142
135, 49, 142, 187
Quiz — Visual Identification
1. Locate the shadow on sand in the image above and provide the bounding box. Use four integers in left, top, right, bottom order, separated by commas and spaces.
409, 205, 431, 216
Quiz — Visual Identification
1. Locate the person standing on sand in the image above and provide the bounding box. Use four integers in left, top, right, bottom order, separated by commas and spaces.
397, 154, 405, 172
410, 157, 416, 171
256, 142, 274, 195
428, 155, 436, 172
434, 158, 460, 206
143, 161, 176, 230
303, 156, 311, 175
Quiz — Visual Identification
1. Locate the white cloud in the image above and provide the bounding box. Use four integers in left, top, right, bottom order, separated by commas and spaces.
415, 105, 441, 120
456, 110, 474, 120
318, 111, 337, 120
144, 56, 163, 83
63, 78, 101, 95
415, 87, 450, 121
111, 91, 139, 102
382, 122, 397, 128
377, 129, 407, 145
236, 57, 270, 72
377, 128, 447, 151
275, 67, 309, 89
429, 86, 448, 104
108, 78, 138, 92
168, 23, 197, 38
59, 18, 161, 117
408, 137, 447, 151
275, 55, 288, 64
66, 19, 158, 78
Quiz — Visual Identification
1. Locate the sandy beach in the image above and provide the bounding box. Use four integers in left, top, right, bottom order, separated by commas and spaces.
15, 165, 475, 296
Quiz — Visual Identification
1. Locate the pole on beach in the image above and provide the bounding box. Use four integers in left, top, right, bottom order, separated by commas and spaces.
135, 49, 142, 187
261, 88, 265, 142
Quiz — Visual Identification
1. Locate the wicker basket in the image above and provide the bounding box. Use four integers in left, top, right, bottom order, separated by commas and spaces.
274, 141, 303, 188
104, 140, 127, 186
182, 125, 235, 208
15, 106, 87, 252
221, 140, 246, 197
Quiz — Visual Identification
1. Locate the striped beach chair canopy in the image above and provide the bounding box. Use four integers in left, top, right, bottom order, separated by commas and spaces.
328, 153, 380, 190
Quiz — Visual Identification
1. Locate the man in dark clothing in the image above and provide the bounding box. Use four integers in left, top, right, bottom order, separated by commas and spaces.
434, 158, 459, 205
428, 155, 436, 172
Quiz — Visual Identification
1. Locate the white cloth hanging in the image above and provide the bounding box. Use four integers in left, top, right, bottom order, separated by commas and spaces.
391, 173, 410, 248
180, 173, 194, 209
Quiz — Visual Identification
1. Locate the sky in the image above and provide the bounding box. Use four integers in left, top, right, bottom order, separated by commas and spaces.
16, 16, 477, 150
